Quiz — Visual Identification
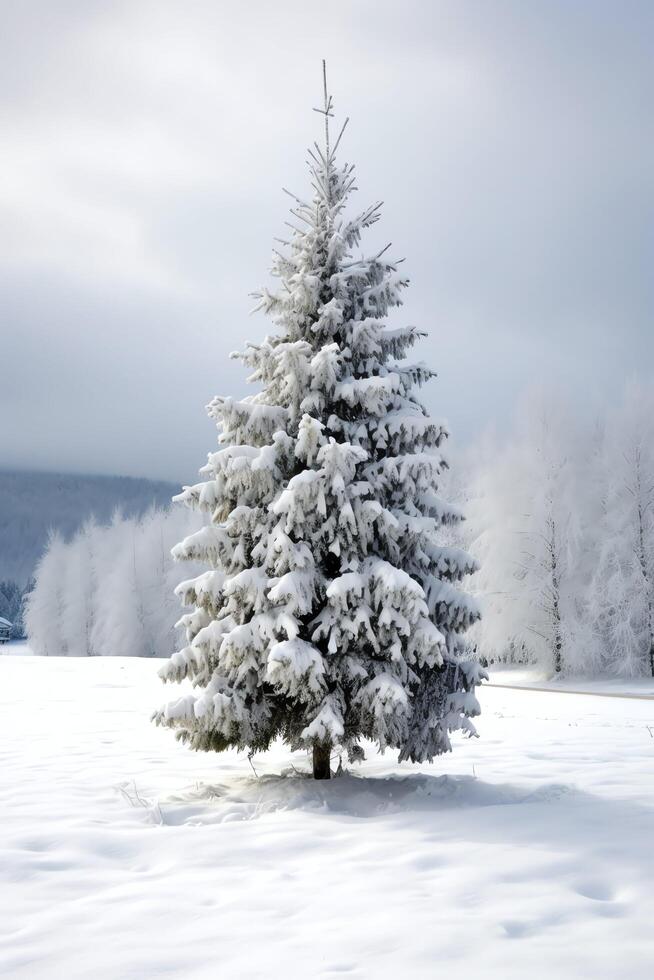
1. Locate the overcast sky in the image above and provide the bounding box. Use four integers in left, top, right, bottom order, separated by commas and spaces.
1, 0, 652, 483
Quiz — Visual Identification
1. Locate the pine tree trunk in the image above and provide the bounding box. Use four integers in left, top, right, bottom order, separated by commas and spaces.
312, 742, 331, 780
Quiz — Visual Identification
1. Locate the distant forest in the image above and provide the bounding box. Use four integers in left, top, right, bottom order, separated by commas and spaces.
0, 469, 178, 636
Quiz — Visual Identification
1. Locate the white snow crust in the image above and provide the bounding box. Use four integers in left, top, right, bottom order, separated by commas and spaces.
1, 652, 653, 979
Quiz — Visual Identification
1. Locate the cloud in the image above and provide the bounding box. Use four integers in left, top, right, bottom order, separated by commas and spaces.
1, 0, 652, 481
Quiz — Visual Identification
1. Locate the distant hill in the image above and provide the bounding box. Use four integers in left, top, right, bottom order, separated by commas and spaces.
0, 469, 179, 586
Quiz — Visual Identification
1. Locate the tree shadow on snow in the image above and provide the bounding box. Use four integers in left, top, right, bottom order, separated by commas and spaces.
148, 770, 654, 888
160, 769, 528, 824
150, 768, 647, 839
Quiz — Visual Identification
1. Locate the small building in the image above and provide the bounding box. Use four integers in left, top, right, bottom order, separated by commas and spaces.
0, 617, 12, 644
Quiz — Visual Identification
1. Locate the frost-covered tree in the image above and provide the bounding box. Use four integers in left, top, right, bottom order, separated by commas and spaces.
458, 382, 654, 679
464, 395, 582, 674
59, 519, 98, 657
587, 385, 654, 677
155, 67, 483, 779
25, 530, 68, 657
25, 509, 201, 658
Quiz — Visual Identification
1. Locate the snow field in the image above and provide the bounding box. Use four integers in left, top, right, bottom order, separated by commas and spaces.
1, 654, 653, 979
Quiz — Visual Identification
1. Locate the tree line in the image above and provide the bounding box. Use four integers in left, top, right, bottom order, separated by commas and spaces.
25, 509, 200, 658
23, 385, 654, 679
457, 383, 654, 677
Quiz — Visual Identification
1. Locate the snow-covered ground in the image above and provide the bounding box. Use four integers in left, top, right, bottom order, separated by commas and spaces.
488, 662, 654, 696
0, 641, 33, 657
1, 652, 653, 979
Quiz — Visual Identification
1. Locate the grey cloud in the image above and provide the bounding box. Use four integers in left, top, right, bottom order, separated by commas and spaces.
1, 0, 652, 482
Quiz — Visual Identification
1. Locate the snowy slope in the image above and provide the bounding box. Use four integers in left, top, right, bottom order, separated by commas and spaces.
1, 655, 653, 979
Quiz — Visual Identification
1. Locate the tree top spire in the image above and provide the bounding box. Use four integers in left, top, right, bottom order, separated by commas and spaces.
312, 59, 334, 158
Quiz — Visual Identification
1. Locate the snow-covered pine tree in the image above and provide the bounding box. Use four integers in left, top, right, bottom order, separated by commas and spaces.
154, 65, 483, 778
